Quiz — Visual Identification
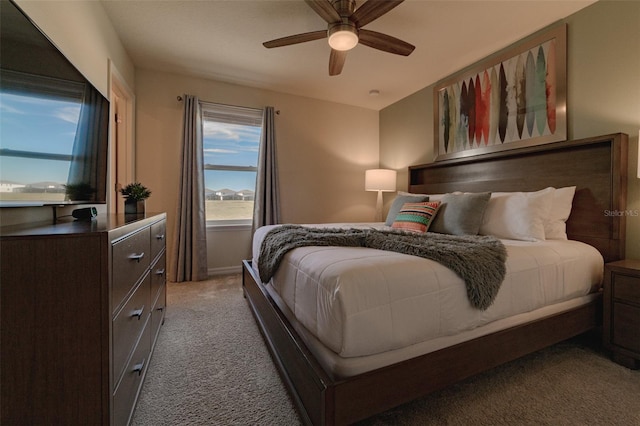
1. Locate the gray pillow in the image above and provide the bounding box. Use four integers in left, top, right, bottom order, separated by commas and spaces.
429, 192, 491, 235
384, 194, 429, 225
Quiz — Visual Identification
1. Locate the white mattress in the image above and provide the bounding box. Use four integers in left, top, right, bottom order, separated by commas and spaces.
252, 223, 604, 361
265, 285, 599, 378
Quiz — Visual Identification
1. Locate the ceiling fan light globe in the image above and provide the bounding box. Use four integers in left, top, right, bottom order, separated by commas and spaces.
328, 25, 359, 51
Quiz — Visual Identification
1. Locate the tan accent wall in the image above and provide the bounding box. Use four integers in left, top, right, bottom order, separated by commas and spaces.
380, 0, 640, 259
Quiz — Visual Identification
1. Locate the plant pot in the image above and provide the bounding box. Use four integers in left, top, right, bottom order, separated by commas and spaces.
124, 199, 145, 215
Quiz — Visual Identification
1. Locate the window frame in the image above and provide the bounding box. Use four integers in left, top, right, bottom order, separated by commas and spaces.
200, 101, 263, 227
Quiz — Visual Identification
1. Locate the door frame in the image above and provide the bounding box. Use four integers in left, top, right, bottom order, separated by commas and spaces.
108, 61, 135, 214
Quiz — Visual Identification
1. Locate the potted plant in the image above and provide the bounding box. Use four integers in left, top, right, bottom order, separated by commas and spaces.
120, 182, 151, 214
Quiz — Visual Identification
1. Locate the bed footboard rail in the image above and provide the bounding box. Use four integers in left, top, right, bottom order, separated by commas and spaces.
242, 260, 334, 425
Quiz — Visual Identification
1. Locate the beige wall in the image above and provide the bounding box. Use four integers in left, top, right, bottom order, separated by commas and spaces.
135, 69, 379, 275
380, 0, 640, 259
14, 0, 134, 96
0, 0, 135, 227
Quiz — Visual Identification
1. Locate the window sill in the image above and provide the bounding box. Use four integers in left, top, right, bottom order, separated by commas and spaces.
206, 221, 252, 232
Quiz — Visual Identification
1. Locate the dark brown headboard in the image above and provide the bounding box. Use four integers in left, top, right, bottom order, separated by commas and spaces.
409, 133, 628, 262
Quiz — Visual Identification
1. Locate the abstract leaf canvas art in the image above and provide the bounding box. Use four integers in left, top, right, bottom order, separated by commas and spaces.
434, 24, 567, 161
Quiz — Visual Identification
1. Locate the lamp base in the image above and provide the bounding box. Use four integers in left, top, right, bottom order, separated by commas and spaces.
375, 190, 384, 222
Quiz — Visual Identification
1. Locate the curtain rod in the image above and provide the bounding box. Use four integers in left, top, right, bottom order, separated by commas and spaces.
176, 95, 279, 114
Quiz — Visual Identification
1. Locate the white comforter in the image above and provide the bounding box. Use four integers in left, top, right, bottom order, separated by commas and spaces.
252, 223, 603, 358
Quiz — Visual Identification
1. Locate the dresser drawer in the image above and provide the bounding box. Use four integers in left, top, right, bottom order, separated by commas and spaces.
150, 252, 166, 304
113, 321, 151, 426
112, 227, 151, 312
150, 219, 166, 261
612, 303, 640, 353
112, 274, 150, 385
151, 283, 166, 344
613, 274, 640, 305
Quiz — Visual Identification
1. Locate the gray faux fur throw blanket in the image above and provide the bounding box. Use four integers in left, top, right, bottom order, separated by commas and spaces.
258, 225, 507, 310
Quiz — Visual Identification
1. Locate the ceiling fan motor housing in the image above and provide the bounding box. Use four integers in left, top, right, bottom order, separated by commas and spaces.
332, 0, 356, 17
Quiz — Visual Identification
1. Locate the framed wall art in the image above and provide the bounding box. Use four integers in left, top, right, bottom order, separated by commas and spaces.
434, 24, 567, 161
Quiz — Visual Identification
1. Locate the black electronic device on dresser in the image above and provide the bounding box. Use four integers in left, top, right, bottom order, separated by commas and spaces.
603, 259, 640, 369
0, 213, 167, 425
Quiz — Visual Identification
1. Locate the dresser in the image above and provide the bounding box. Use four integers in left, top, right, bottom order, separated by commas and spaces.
1, 213, 167, 425
603, 259, 640, 369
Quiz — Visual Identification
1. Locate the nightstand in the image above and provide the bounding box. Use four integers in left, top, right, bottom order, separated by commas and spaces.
603, 259, 640, 369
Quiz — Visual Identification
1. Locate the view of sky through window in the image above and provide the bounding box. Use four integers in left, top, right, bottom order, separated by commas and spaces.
202, 120, 260, 192
0, 93, 80, 184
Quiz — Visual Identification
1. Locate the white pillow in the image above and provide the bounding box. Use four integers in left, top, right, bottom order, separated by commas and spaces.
545, 186, 576, 240
479, 187, 555, 241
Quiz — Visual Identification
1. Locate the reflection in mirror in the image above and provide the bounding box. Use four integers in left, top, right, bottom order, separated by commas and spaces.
0, 0, 109, 206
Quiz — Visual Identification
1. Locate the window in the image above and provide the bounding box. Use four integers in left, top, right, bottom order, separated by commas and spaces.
201, 102, 263, 225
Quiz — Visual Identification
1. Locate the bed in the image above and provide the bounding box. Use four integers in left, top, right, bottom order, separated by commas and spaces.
242, 133, 628, 425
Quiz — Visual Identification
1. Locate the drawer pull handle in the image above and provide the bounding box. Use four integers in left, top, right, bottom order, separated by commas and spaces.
129, 252, 145, 262
156, 234, 165, 240
133, 359, 146, 376
155, 268, 165, 276
131, 306, 145, 320
156, 306, 164, 312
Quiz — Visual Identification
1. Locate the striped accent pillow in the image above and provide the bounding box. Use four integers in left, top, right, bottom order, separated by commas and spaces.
391, 201, 441, 233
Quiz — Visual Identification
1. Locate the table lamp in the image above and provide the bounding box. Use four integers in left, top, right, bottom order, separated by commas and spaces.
365, 169, 397, 221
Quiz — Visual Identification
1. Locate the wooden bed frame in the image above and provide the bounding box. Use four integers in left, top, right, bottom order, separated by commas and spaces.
242, 133, 628, 425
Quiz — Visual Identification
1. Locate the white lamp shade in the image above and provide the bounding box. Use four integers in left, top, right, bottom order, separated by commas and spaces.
365, 169, 397, 192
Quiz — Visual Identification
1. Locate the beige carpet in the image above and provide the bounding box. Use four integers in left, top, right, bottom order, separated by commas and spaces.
131, 275, 640, 425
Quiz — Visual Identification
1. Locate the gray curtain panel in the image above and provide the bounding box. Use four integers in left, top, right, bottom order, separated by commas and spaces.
170, 94, 209, 282
252, 106, 281, 233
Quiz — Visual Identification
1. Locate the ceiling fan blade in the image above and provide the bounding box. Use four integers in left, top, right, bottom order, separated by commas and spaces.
304, 0, 341, 23
351, 0, 405, 28
263, 30, 327, 48
329, 49, 347, 76
358, 29, 415, 56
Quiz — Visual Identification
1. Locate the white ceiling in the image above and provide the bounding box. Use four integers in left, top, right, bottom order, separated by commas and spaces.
100, 0, 596, 111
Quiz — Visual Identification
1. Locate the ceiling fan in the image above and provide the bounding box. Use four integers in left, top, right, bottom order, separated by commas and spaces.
263, 0, 415, 76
